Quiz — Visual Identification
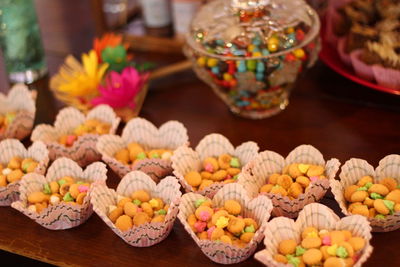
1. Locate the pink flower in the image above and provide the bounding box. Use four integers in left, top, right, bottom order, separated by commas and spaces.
91, 67, 149, 109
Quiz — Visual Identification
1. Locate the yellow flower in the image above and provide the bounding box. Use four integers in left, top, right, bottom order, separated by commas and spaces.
51, 50, 108, 98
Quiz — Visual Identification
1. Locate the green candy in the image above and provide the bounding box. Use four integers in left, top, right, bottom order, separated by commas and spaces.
383, 199, 395, 214
5, 113, 16, 125
286, 255, 300, 267
150, 153, 160, 159
22, 162, 32, 173
364, 182, 373, 189
356, 187, 368, 191
230, 157, 240, 168
244, 225, 255, 233
370, 193, 383, 199
136, 152, 147, 160
58, 179, 66, 186
397, 184, 400, 189
77, 181, 85, 185
233, 174, 239, 181
375, 214, 386, 219
336, 246, 348, 258
63, 192, 75, 202
295, 246, 306, 257
133, 199, 142, 206
195, 199, 206, 208
43, 183, 51, 195
157, 209, 167, 215
101, 45, 128, 72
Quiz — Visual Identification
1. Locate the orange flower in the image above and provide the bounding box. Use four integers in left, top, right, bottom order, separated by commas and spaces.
94, 33, 124, 61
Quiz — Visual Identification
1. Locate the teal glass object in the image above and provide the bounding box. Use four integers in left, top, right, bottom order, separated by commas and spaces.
0, 0, 47, 83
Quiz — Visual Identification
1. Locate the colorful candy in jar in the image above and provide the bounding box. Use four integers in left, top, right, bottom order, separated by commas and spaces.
0, 156, 39, 186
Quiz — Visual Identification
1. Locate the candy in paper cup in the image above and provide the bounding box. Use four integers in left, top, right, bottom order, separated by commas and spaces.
330, 154, 400, 232
254, 203, 373, 267
172, 133, 259, 198
350, 50, 375, 82
238, 144, 340, 218
11, 157, 107, 230
0, 139, 49, 206
0, 84, 36, 141
372, 65, 400, 90
178, 183, 273, 264
31, 105, 120, 166
90, 171, 181, 247
97, 117, 189, 182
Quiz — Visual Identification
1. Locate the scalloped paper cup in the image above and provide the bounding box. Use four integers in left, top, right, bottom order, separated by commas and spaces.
372, 65, 400, 90
178, 183, 273, 264
350, 50, 375, 81
31, 105, 120, 166
238, 145, 340, 218
0, 84, 36, 141
337, 37, 352, 67
97, 118, 189, 182
330, 154, 400, 232
11, 157, 107, 230
172, 133, 259, 198
91, 171, 181, 247
255, 203, 373, 267
0, 139, 49, 206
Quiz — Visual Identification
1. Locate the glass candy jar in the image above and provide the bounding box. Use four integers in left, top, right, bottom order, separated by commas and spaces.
185, 0, 321, 119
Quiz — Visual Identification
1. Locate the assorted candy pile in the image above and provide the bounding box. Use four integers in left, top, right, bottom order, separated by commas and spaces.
259, 163, 326, 199
274, 227, 366, 267
0, 156, 38, 186
344, 176, 400, 219
0, 111, 17, 133
108, 190, 169, 232
184, 154, 242, 191
114, 143, 173, 167
58, 119, 111, 147
187, 198, 258, 247
27, 176, 91, 213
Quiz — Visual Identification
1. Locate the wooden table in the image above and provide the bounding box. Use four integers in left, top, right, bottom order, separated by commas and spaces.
1, 2, 400, 266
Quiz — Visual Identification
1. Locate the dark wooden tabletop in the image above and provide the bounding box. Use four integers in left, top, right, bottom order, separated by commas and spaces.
0, 1, 400, 267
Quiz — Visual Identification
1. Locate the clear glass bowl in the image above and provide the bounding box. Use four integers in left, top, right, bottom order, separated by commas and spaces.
185, 0, 321, 119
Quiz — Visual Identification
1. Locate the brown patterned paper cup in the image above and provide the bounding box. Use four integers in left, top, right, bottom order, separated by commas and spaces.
0, 84, 36, 141
31, 105, 120, 166
238, 144, 340, 218
172, 133, 259, 198
178, 183, 273, 264
0, 139, 49, 206
254, 203, 373, 267
97, 117, 189, 182
90, 171, 182, 247
11, 157, 107, 230
330, 154, 400, 232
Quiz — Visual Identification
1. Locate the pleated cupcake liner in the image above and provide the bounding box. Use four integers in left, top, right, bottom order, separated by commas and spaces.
350, 50, 375, 81
178, 183, 273, 264
172, 133, 259, 198
97, 118, 189, 182
372, 65, 400, 90
91, 171, 182, 247
31, 105, 120, 166
238, 144, 340, 218
254, 203, 373, 267
11, 157, 107, 230
331, 154, 400, 232
0, 84, 36, 141
0, 139, 49, 206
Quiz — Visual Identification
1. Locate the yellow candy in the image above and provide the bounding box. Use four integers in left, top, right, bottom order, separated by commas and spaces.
298, 164, 310, 174
247, 44, 256, 52
252, 51, 262, 57
149, 199, 159, 208
268, 42, 278, 52
223, 73, 233, 81
286, 27, 295, 34
327, 244, 338, 256
207, 58, 218, 68
197, 57, 206, 67
216, 216, 230, 228
307, 231, 318, 238
293, 48, 305, 58
268, 37, 279, 45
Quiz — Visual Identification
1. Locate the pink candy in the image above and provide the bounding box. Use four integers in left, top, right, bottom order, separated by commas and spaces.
207, 226, 216, 239
199, 211, 211, 222
66, 135, 77, 146
322, 236, 331, 246
204, 163, 214, 172
194, 221, 207, 233
78, 185, 89, 193
310, 176, 318, 182
137, 207, 143, 213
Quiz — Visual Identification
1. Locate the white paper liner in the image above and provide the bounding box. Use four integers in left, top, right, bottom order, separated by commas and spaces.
255, 203, 373, 267
97, 118, 189, 182
238, 145, 340, 218
11, 157, 107, 230
31, 105, 120, 166
90, 171, 182, 247
0, 140, 49, 206
178, 183, 273, 264
331, 155, 400, 232
0, 84, 36, 141
172, 133, 259, 198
